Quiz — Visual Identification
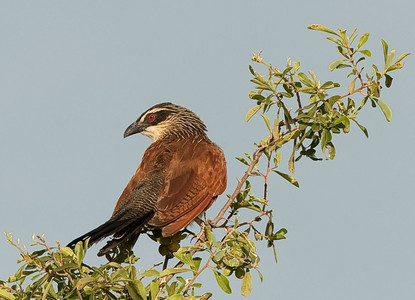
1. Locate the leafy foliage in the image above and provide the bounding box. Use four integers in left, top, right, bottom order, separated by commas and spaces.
1, 25, 409, 299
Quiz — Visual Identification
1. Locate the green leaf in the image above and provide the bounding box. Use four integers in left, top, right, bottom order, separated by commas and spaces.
74, 241, 84, 267
331, 116, 350, 133
110, 269, 129, 281
256, 269, 264, 282
248, 65, 255, 75
246, 105, 262, 122
261, 114, 271, 133
199, 293, 212, 300
376, 99, 392, 122
60, 247, 75, 257
298, 87, 316, 94
381, 39, 388, 63
359, 49, 372, 57
166, 294, 186, 300
335, 63, 352, 69
126, 284, 143, 300
241, 270, 252, 297
31, 249, 47, 258
213, 270, 232, 294
387, 62, 405, 72
173, 252, 195, 268
288, 151, 295, 174
326, 36, 340, 45
193, 257, 203, 271
321, 129, 332, 153
296, 72, 314, 87
275, 228, 288, 239
273, 170, 299, 187
328, 95, 341, 106
357, 33, 369, 49
356, 56, 366, 65
328, 59, 346, 71
272, 114, 280, 139
321, 81, 338, 89
76, 276, 96, 289
339, 29, 347, 43
107, 262, 123, 269
326, 142, 336, 160
251, 94, 265, 101
274, 153, 281, 168
150, 280, 159, 300
0, 289, 15, 300
135, 280, 147, 300
282, 84, 294, 96
385, 49, 396, 69
385, 74, 393, 88
395, 52, 411, 63
160, 268, 192, 278
348, 77, 356, 94
308, 70, 318, 83
337, 45, 348, 57
140, 269, 160, 277
213, 250, 225, 263
282, 66, 293, 77
42, 280, 53, 300
293, 60, 301, 72
307, 24, 339, 36
223, 257, 241, 267
236, 157, 249, 166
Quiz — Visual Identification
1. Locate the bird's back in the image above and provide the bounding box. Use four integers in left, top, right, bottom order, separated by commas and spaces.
113, 136, 227, 237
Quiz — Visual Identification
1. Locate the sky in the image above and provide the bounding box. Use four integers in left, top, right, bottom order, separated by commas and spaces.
1, 1, 414, 299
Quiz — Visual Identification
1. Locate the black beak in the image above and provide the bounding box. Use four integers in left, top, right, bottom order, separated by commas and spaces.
124, 121, 146, 138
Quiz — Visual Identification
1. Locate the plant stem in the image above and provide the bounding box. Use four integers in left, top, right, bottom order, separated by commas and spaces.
212, 145, 266, 225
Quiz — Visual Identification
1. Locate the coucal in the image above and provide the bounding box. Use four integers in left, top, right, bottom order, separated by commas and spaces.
67, 102, 227, 255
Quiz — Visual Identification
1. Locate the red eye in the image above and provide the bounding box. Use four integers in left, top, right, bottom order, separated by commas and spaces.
147, 114, 155, 121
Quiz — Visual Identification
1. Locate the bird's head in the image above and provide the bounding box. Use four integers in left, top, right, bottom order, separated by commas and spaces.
124, 102, 207, 141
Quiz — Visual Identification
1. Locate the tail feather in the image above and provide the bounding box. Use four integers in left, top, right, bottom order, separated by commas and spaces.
66, 219, 125, 249
98, 211, 155, 255
67, 210, 156, 253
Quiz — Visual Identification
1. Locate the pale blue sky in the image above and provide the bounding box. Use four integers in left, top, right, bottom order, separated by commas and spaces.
1, 1, 414, 299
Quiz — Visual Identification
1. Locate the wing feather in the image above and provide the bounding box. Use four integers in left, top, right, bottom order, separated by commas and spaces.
149, 139, 226, 236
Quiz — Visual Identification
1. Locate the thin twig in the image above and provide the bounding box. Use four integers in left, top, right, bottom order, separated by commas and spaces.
237, 210, 272, 228
346, 42, 365, 86
182, 250, 216, 295
262, 153, 272, 211
212, 145, 267, 226
339, 84, 369, 100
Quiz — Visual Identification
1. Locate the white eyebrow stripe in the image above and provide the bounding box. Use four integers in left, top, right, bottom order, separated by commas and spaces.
139, 108, 168, 122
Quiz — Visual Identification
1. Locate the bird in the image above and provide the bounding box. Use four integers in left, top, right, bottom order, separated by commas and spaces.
67, 102, 227, 255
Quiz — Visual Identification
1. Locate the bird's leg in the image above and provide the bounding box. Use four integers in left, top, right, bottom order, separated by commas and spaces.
162, 254, 172, 270
182, 228, 197, 238
193, 216, 204, 226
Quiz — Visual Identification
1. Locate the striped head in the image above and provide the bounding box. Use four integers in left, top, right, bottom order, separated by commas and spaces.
124, 102, 207, 141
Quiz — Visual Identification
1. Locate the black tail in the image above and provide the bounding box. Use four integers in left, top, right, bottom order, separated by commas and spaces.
66, 219, 125, 249
97, 211, 154, 255
66, 210, 155, 254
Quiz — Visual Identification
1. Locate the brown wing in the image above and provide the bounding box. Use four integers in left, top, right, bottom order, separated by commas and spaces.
112, 141, 172, 215
149, 138, 227, 236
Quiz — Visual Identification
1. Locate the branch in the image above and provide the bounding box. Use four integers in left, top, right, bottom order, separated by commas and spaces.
339, 83, 369, 99
212, 144, 267, 226
183, 250, 216, 295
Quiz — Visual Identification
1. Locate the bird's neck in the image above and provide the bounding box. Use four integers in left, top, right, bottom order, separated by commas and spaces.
159, 130, 208, 143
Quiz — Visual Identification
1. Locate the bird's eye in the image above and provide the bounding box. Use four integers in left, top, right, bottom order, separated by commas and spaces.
147, 114, 155, 122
